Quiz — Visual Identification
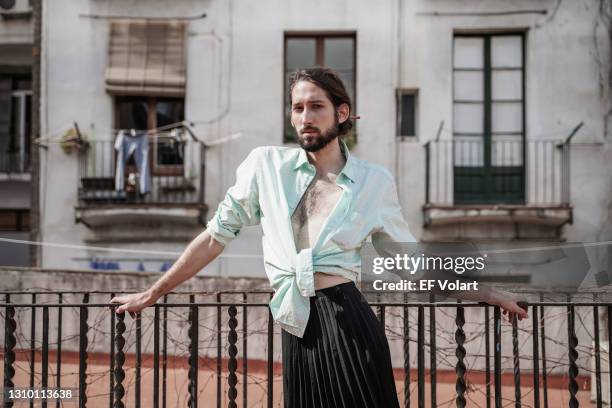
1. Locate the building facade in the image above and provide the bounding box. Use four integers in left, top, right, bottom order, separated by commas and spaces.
0, 0, 34, 266
3, 0, 609, 278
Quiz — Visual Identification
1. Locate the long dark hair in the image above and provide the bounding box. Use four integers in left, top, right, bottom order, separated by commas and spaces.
288, 67, 354, 137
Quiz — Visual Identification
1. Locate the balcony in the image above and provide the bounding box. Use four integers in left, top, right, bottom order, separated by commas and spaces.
1, 288, 610, 407
0, 151, 30, 180
423, 138, 573, 240
75, 131, 207, 234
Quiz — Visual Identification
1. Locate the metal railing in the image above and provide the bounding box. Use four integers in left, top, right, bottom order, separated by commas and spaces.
424, 138, 572, 206
77, 132, 205, 206
0, 151, 30, 174
1, 289, 611, 407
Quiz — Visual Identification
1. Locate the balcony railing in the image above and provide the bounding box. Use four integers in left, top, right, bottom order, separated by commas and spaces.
77, 131, 205, 206
424, 139, 571, 206
1, 289, 610, 407
0, 151, 30, 174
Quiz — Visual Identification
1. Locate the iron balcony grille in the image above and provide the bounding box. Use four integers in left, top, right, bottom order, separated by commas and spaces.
1, 289, 610, 407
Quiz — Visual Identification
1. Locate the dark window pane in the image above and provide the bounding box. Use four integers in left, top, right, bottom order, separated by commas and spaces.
155, 99, 184, 165
156, 99, 184, 129
286, 38, 316, 71
323, 38, 355, 102
19, 210, 29, 230
156, 138, 184, 165
24, 94, 31, 170
0, 211, 17, 231
0, 78, 12, 160
117, 98, 149, 130
399, 93, 416, 137
15, 79, 31, 91
324, 38, 354, 71
9, 95, 19, 152
0, 210, 28, 232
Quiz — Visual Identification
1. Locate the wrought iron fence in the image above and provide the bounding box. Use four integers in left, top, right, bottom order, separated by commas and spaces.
1, 290, 610, 408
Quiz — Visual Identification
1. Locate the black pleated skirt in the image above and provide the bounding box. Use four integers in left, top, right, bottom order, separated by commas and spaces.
281, 281, 400, 408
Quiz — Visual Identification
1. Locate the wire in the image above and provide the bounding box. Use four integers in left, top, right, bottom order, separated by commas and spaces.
0, 237, 263, 259
78, 13, 207, 21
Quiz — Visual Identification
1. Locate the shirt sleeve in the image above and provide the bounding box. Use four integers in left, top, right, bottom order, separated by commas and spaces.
371, 176, 417, 253
205, 148, 262, 246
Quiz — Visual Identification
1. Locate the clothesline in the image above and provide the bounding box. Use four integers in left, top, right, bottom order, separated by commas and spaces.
35, 120, 199, 145
35, 121, 244, 147
0, 237, 264, 259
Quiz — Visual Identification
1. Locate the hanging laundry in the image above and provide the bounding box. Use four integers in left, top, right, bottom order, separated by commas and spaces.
114, 129, 151, 194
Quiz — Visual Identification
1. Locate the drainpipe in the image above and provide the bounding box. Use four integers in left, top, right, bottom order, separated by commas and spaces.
30, 0, 41, 266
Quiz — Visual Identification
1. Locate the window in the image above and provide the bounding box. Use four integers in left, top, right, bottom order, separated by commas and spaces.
0, 209, 30, 267
0, 209, 30, 232
284, 33, 356, 144
397, 90, 418, 138
0, 73, 32, 173
453, 33, 525, 204
115, 96, 185, 176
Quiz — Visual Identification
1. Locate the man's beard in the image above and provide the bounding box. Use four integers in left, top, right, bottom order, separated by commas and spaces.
297, 119, 340, 152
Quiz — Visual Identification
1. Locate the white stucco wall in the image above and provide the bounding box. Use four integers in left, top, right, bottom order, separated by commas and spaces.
39, 0, 611, 279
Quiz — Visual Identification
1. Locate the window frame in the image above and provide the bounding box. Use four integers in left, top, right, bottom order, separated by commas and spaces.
452, 30, 527, 204
283, 32, 357, 144
396, 88, 419, 139
0, 72, 32, 174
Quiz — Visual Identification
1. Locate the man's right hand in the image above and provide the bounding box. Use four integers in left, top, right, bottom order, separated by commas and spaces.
110, 291, 158, 318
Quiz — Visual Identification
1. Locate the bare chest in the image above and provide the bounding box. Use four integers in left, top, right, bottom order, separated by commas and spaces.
291, 178, 343, 251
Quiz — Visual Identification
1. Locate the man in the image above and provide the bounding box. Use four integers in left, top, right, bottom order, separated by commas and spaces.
111, 67, 527, 407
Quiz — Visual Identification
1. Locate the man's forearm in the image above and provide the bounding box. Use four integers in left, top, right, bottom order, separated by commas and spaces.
147, 230, 224, 299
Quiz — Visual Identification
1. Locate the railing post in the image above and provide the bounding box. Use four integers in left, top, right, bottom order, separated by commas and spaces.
42, 306, 49, 408
153, 304, 160, 408
4, 295, 16, 408
135, 312, 142, 408
109, 293, 115, 408
494, 306, 502, 408
485, 306, 491, 408
539, 296, 549, 408
567, 305, 579, 408
114, 311, 126, 408
188, 295, 199, 408
56, 294, 63, 408
30, 293, 36, 406
512, 313, 521, 407
217, 293, 222, 408
228, 305, 238, 408
417, 306, 425, 408
429, 297, 437, 408
593, 305, 602, 408
532, 306, 540, 408
403, 293, 410, 408
79, 293, 89, 408
608, 305, 612, 407
162, 295, 168, 408
267, 294, 274, 408
455, 305, 466, 408
242, 293, 248, 408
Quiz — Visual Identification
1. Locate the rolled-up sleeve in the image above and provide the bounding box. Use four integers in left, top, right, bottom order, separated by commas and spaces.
371, 176, 416, 249
205, 148, 262, 246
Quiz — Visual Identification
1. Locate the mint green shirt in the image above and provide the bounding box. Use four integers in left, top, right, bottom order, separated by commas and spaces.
205, 140, 416, 337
